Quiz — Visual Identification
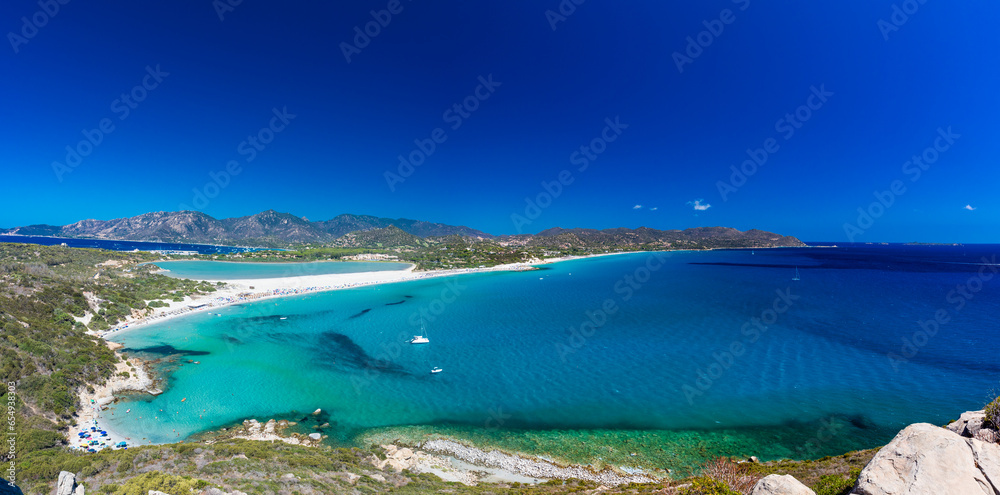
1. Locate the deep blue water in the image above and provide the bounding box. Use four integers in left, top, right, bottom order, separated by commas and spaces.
0, 234, 254, 254
105, 245, 1000, 468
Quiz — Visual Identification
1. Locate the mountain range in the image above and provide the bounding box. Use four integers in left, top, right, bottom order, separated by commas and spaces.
0, 210, 805, 249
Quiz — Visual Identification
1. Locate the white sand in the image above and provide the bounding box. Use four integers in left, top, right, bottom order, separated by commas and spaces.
68, 345, 159, 452
98, 261, 542, 338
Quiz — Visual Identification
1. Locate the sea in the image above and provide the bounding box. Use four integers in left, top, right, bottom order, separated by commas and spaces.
0, 234, 254, 254
104, 244, 1000, 475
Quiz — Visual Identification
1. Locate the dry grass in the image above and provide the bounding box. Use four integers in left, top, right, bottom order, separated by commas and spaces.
701, 458, 761, 494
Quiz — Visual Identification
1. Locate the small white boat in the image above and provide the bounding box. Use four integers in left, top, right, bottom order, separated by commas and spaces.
430, 367, 443, 374
410, 336, 430, 344
279, 317, 287, 320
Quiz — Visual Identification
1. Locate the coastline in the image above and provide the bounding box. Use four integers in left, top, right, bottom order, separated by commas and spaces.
98, 251, 645, 339
68, 342, 162, 452
74, 252, 637, 451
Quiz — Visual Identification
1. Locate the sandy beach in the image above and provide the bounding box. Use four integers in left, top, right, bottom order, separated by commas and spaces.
68, 342, 161, 452
97, 260, 546, 339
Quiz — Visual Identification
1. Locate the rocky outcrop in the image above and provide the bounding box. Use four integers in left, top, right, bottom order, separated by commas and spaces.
947, 410, 987, 438
420, 439, 656, 486
230, 419, 324, 446
56, 471, 84, 495
851, 422, 1000, 495
751, 474, 815, 495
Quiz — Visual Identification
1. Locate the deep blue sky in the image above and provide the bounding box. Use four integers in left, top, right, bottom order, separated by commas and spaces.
2, 1, 998, 241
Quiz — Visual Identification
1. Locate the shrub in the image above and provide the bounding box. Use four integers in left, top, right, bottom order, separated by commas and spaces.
111, 471, 209, 495
815, 473, 855, 495
700, 458, 760, 494
985, 396, 1000, 430
679, 476, 741, 495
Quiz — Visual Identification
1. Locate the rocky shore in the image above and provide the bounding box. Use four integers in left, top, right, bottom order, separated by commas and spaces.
224, 418, 326, 447
67, 344, 163, 450
419, 438, 657, 486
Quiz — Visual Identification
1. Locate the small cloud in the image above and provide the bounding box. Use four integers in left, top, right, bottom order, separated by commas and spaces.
650, 207, 658, 211
687, 199, 711, 211
633, 204, 643, 210
964, 204, 976, 211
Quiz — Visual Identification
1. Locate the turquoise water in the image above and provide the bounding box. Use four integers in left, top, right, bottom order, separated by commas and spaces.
150, 260, 411, 280
109, 247, 1000, 472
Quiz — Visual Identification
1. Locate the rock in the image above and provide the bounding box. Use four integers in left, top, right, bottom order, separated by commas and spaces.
312, 408, 322, 415
73, 484, 85, 495
852, 423, 1000, 495
976, 428, 999, 444
749, 455, 760, 463
397, 447, 413, 459
149, 491, 171, 495
947, 410, 986, 438
387, 458, 408, 472
280, 473, 296, 480
56, 471, 77, 495
194, 447, 204, 454
370, 473, 386, 483
751, 474, 815, 495
308, 433, 321, 440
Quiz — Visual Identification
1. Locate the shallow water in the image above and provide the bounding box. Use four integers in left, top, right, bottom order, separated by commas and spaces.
108, 246, 1000, 473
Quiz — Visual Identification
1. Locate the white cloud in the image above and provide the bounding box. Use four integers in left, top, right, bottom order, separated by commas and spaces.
633, 204, 643, 210
687, 199, 711, 211
964, 204, 976, 211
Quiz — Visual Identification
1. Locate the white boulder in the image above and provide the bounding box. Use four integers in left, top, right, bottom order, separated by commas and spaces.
750, 474, 815, 495
852, 423, 1000, 495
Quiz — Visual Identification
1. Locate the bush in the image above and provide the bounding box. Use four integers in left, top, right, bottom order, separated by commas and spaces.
111, 471, 209, 495
679, 476, 741, 495
700, 458, 760, 494
985, 396, 1000, 430
815, 474, 854, 495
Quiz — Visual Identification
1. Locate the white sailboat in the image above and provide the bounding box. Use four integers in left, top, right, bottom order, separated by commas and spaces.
430, 367, 443, 374
410, 320, 430, 344
792, 267, 801, 281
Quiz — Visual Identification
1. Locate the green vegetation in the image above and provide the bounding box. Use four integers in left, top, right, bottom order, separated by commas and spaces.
677, 476, 741, 495
0, 243, 217, 468
4, 242, 870, 495
985, 395, 1000, 430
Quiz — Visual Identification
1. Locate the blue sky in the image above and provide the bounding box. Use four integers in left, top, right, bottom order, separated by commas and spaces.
2, 1, 998, 241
